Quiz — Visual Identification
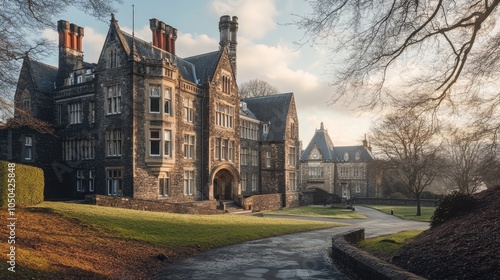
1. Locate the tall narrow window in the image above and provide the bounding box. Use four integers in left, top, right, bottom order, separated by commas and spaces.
252, 150, 258, 166
288, 147, 296, 167
241, 148, 248, 165
184, 170, 194, 195
89, 102, 95, 123
183, 135, 195, 159
183, 98, 194, 123
164, 88, 172, 115
107, 169, 123, 196
241, 172, 247, 191
215, 138, 220, 160
106, 85, 121, 115
251, 173, 258, 191
57, 104, 63, 125
24, 136, 33, 160
150, 130, 160, 156
266, 151, 271, 168
68, 103, 82, 124
159, 173, 171, 197
150, 85, 161, 113
106, 129, 122, 157
164, 130, 172, 157
215, 103, 234, 128
289, 172, 297, 191
88, 170, 95, 192
228, 141, 234, 161
76, 170, 84, 192
222, 140, 228, 160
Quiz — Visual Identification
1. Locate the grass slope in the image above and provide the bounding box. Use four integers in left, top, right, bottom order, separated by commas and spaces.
35, 202, 344, 248
265, 205, 366, 219
0, 202, 346, 279
357, 230, 423, 261
364, 205, 435, 222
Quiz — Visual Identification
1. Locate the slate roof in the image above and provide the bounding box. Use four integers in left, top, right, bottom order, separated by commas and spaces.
121, 31, 220, 86
300, 123, 374, 162
27, 59, 58, 94
243, 93, 293, 141
300, 126, 335, 161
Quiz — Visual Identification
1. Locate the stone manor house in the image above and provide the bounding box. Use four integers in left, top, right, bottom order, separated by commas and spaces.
0, 15, 302, 208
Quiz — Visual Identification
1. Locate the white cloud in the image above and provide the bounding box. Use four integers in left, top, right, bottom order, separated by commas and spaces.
211, 0, 277, 40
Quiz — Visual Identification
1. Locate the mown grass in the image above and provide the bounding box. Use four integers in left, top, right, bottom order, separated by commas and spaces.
33, 202, 346, 249
365, 205, 435, 222
357, 230, 424, 260
265, 205, 366, 219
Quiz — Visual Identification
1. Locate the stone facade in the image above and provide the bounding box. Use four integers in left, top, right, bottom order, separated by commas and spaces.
300, 123, 376, 200
0, 15, 300, 209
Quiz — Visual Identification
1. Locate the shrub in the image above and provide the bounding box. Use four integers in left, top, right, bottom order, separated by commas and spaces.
430, 192, 477, 227
0, 161, 44, 207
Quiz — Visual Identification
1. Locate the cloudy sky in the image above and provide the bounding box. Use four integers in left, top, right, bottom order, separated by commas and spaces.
43, 0, 374, 146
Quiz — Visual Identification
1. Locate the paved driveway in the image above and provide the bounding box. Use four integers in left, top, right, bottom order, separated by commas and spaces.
156, 206, 429, 280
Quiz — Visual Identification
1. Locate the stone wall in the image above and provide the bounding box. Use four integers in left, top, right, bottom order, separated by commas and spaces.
351, 197, 438, 207
240, 194, 282, 211
87, 195, 223, 215
331, 228, 425, 280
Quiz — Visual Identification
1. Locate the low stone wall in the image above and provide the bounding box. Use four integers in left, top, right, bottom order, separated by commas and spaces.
241, 194, 282, 211
351, 197, 438, 207
331, 228, 425, 280
86, 195, 223, 215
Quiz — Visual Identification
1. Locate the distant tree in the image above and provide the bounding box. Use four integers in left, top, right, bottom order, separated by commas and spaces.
476, 144, 500, 188
371, 110, 443, 216
0, 0, 120, 132
239, 79, 280, 99
442, 128, 492, 194
295, 1, 500, 124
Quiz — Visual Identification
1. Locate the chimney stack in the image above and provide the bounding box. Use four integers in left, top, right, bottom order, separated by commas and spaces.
58, 20, 84, 51
219, 15, 238, 78
150, 18, 177, 55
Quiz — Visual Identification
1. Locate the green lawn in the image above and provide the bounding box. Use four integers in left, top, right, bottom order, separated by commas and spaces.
33, 202, 345, 249
357, 230, 423, 260
265, 205, 366, 219
365, 205, 435, 222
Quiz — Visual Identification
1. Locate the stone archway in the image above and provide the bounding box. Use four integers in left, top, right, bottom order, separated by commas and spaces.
209, 164, 240, 201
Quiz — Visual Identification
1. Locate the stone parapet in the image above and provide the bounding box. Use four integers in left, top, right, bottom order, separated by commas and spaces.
331, 228, 425, 280
86, 195, 222, 215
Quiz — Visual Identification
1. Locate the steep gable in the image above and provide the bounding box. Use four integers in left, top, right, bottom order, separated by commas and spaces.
300, 123, 335, 161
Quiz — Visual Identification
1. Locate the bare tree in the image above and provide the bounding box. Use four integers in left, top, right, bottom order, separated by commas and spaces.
442, 128, 492, 194
0, 0, 120, 131
371, 110, 442, 216
294, 1, 500, 116
239, 79, 280, 99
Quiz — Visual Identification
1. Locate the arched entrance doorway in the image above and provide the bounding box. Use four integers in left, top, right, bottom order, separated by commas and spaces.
210, 164, 240, 201
213, 169, 233, 200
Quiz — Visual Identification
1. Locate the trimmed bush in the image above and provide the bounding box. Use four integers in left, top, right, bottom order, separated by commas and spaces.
0, 161, 44, 207
430, 192, 477, 227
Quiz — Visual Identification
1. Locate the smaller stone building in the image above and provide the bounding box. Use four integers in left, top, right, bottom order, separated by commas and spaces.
300, 122, 376, 200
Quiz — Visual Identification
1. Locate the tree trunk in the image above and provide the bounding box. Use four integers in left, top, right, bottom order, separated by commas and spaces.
416, 195, 422, 216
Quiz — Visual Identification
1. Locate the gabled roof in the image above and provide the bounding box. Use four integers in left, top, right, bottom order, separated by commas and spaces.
301, 122, 374, 162
184, 51, 221, 84
243, 93, 293, 141
300, 124, 335, 161
27, 59, 58, 94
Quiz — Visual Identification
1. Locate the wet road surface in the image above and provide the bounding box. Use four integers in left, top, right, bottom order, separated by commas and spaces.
156, 206, 429, 280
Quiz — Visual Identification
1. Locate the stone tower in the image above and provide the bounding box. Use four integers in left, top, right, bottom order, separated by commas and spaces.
219, 15, 238, 78
56, 20, 84, 87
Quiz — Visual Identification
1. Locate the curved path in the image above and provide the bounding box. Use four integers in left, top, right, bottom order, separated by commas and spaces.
156, 206, 429, 280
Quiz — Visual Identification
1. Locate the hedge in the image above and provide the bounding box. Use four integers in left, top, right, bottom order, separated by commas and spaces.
0, 161, 44, 207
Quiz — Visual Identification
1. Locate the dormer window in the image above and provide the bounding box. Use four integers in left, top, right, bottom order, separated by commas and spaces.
344, 152, 349, 161
355, 151, 361, 160
263, 123, 269, 133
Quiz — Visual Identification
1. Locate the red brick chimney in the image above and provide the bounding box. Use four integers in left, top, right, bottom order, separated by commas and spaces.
58, 20, 84, 51
149, 18, 177, 55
